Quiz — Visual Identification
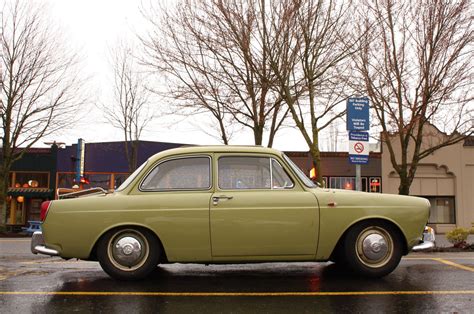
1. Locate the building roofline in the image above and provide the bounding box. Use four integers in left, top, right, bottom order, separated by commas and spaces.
69, 140, 189, 146
285, 151, 381, 158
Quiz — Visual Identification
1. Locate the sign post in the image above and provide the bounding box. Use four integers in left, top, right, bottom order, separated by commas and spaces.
346, 98, 370, 191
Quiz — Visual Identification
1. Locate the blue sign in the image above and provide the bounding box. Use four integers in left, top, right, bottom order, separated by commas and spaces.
347, 97, 369, 131
349, 155, 369, 164
349, 131, 369, 142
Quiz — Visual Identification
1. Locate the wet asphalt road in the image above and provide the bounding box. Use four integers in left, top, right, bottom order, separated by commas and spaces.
1, 238, 473, 313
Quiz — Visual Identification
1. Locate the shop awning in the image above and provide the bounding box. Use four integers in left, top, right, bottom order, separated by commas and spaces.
7, 188, 54, 198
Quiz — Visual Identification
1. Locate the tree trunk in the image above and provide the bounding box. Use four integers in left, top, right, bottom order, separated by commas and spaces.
398, 173, 411, 195
0, 167, 9, 226
398, 178, 410, 195
254, 125, 264, 146
218, 118, 229, 145
308, 145, 323, 185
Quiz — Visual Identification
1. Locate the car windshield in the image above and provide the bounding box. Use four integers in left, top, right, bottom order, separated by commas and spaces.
282, 154, 317, 188
115, 161, 148, 192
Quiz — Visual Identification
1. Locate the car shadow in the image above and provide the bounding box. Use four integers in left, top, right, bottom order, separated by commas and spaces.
37, 261, 436, 313
45, 261, 415, 292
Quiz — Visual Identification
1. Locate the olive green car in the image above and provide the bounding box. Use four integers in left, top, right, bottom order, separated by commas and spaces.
32, 146, 432, 280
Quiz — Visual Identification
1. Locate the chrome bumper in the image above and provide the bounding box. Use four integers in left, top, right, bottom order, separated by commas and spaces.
31, 231, 59, 256
412, 226, 436, 252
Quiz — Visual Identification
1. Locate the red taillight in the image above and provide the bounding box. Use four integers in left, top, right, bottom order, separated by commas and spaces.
40, 201, 51, 221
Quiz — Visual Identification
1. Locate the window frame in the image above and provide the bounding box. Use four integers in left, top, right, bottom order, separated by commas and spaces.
423, 195, 456, 224
138, 155, 212, 192
270, 158, 295, 190
217, 155, 295, 191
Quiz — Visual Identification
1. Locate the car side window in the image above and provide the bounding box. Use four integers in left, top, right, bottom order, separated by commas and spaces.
141, 156, 211, 191
218, 156, 293, 190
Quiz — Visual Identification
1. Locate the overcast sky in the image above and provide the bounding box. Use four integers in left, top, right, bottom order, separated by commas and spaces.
42, 0, 348, 151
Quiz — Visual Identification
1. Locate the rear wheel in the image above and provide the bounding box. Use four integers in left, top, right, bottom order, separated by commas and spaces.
343, 221, 402, 277
97, 227, 160, 280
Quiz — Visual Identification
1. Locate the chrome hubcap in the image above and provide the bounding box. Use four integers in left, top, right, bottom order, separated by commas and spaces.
362, 234, 388, 261
107, 230, 149, 271
113, 237, 143, 267
356, 227, 393, 268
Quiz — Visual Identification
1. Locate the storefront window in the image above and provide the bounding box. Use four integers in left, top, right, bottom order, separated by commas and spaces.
6, 198, 26, 225
369, 177, 382, 193
29, 199, 43, 221
58, 173, 130, 190
82, 174, 111, 190
427, 197, 455, 224
330, 177, 357, 190
57, 173, 76, 188
114, 174, 129, 189
15, 200, 25, 224
327, 176, 378, 192
14, 172, 49, 188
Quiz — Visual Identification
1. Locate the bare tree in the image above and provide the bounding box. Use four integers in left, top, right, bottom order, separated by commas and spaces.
0, 0, 84, 224
264, 0, 358, 183
354, 0, 473, 195
141, 0, 289, 147
101, 42, 153, 172
141, 8, 233, 144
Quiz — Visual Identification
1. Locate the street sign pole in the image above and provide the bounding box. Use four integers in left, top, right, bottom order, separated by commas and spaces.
356, 164, 361, 191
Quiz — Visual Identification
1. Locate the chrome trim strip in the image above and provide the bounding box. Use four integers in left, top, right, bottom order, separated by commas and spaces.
58, 187, 107, 199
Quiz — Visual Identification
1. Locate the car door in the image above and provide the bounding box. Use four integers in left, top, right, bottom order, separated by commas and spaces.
136, 155, 213, 262
210, 154, 319, 258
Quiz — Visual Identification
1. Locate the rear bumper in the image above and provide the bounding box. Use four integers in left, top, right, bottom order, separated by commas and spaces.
31, 231, 59, 256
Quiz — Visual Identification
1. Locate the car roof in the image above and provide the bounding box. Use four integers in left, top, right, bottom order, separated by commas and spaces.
148, 145, 283, 163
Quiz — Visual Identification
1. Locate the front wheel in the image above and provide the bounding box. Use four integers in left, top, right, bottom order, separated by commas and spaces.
97, 227, 160, 280
343, 221, 403, 277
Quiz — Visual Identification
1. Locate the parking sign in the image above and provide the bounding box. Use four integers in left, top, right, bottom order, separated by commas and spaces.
347, 97, 370, 131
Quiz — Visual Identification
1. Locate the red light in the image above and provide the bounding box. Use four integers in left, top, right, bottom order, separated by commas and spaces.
80, 176, 90, 184
371, 180, 380, 186
40, 201, 51, 221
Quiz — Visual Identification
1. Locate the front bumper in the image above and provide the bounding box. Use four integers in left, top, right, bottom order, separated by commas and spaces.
31, 231, 59, 256
412, 226, 436, 252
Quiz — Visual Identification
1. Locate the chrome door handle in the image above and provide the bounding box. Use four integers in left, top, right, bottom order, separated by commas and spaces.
212, 195, 233, 205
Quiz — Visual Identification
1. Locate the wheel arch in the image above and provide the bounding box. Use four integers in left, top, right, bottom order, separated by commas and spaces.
88, 223, 168, 263
329, 217, 409, 261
